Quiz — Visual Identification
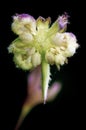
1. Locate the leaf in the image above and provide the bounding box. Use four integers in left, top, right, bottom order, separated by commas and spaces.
14, 66, 61, 130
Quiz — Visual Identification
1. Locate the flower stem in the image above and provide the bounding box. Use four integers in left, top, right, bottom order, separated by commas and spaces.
41, 59, 50, 103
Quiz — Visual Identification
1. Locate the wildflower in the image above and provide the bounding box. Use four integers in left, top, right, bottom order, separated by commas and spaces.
8, 13, 79, 102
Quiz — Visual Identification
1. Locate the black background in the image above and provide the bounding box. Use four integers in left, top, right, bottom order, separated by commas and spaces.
0, 0, 85, 130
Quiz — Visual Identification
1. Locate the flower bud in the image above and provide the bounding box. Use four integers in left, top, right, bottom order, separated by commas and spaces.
31, 52, 41, 67
13, 54, 32, 70
55, 54, 66, 66
12, 14, 36, 35
27, 47, 36, 56
19, 33, 34, 43
63, 33, 79, 57
45, 51, 55, 65
57, 12, 69, 30
52, 33, 66, 46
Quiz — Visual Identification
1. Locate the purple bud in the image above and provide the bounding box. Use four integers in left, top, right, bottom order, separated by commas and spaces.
17, 13, 30, 18
13, 13, 34, 21
69, 32, 75, 38
58, 12, 69, 30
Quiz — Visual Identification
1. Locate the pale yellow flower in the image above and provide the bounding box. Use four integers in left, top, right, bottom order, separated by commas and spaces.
8, 13, 79, 102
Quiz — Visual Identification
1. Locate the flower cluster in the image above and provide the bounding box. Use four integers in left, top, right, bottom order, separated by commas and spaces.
8, 13, 79, 102
8, 13, 79, 70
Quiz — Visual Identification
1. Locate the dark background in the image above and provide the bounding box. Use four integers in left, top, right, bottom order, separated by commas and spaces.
0, 0, 85, 130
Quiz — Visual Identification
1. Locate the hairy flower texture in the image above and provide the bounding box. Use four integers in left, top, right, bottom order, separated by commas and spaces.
8, 13, 79, 102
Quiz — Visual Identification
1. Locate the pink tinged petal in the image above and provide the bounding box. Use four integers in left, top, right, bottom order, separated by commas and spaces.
17, 14, 32, 18
13, 13, 35, 22
69, 32, 77, 41
57, 12, 69, 30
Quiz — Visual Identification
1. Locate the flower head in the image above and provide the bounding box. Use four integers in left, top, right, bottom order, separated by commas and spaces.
8, 13, 79, 102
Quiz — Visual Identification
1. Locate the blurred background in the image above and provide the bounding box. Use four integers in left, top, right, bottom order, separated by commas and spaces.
0, 0, 85, 130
